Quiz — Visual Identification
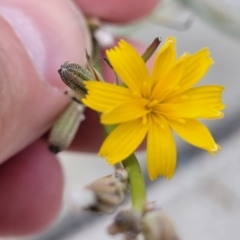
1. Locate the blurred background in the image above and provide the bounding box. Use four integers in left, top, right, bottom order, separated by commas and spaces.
5, 0, 240, 239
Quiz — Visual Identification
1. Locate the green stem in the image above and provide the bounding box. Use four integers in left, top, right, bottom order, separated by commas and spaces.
104, 125, 146, 214
91, 40, 146, 214
122, 154, 146, 213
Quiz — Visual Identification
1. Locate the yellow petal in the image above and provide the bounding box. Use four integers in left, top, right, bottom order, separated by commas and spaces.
151, 53, 189, 102
166, 85, 225, 110
147, 114, 176, 180
151, 37, 177, 86
106, 40, 151, 93
168, 119, 220, 154
155, 103, 223, 119
82, 81, 132, 112
170, 48, 213, 96
101, 99, 149, 124
99, 119, 149, 164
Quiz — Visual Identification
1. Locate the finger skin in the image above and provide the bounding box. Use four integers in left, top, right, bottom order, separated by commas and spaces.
0, 0, 89, 236
74, 0, 159, 23
0, 138, 63, 236
0, 0, 91, 165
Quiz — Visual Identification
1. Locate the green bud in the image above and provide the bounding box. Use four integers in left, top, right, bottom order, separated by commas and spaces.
58, 62, 91, 97
48, 101, 85, 153
142, 37, 161, 63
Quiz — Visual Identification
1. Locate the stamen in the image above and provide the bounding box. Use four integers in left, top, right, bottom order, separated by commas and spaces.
151, 114, 165, 129
146, 100, 158, 108
142, 81, 149, 98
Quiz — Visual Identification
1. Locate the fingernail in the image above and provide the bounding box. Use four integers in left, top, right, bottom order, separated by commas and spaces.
0, 0, 91, 89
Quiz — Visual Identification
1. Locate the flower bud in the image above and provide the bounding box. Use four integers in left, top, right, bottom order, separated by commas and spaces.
48, 101, 85, 153
142, 37, 161, 62
58, 62, 91, 97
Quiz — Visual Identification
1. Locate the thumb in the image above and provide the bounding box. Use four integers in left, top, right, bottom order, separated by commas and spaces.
0, 0, 91, 164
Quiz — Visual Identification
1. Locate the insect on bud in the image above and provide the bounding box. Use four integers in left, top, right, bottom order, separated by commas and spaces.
58, 62, 92, 98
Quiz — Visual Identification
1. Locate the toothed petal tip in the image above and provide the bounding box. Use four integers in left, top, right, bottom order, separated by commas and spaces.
166, 36, 176, 43
208, 144, 221, 155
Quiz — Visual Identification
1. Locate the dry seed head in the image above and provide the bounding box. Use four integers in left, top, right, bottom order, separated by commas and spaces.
58, 62, 91, 97
114, 168, 128, 182
108, 209, 141, 240
141, 209, 180, 240
85, 169, 129, 213
145, 201, 159, 212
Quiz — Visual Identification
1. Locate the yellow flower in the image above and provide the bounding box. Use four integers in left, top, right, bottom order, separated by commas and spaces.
82, 37, 225, 180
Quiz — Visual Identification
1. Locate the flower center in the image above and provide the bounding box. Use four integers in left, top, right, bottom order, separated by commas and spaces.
145, 100, 158, 110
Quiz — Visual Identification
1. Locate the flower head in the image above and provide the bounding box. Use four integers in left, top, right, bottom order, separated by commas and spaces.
82, 37, 225, 180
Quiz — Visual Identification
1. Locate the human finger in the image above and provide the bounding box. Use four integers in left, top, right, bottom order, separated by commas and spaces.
0, 0, 91, 164
0, 138, 63, 236
74, 0, 159, 23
